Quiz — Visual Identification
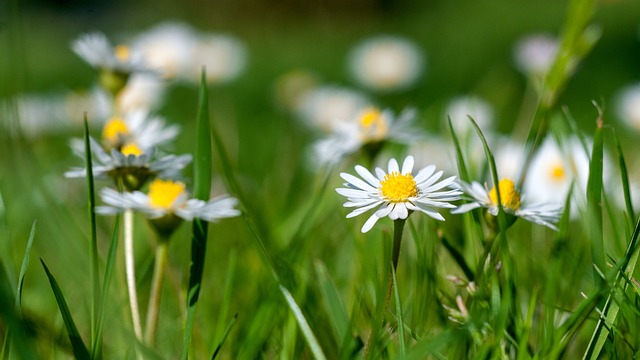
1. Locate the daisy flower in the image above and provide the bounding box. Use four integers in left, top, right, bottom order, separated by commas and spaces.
296, 85, 371, 133
513, 33, 558, 76
189, 33, 247, 85
336, 156, 461, 233
452, 178, 562, 230
65, 137, 192, 191
97, 178, 240, 233
348, 35, 424, 93
313, 107, 422, 165
445, 95, 494, 136
100, 110, 179, 151
615, 83, 640, 132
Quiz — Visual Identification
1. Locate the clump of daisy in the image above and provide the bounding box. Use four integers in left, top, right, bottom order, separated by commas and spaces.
348, 35, 425, 93
513, 33, 558, 77
313, 107, 422, 165
445, 96, 494, 137
72, 32, 149, 96
336, 155, 461, 233
296, 85, 372, 133
615, 83, 640, 132
99, 110, 179, 152
453, 178, 562, 230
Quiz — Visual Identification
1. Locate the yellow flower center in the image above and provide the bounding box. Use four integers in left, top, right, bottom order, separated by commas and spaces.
121, 143, 142, 156
148, 179, 186, 209
102, 117, 129, 145
379, 172, 418, 202
359, 108, 388, 141
115, 45, 131, 62
549, 162, 566, 181
489, 179, 521, 211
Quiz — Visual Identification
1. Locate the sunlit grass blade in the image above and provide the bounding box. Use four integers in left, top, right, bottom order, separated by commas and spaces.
391, 265, 406, 357
15, 220, 36, 311
279, 284, 327, 360
183, 69, 213, 360
92, 215, 120, 360
210, 313, 237, 360
41, 259, 90, 360
314, 260, 349, 344
83, 114, 100, 354
586, 115, 604, 287
612, 129, 635, 231
583, 208, 640, 359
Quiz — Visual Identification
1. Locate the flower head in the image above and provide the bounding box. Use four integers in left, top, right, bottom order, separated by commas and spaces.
513, 33, 558, 76
296, 85, 371, 133
336, 156, 461, 233
348, 35, 424, 92
452, 178, 562, 230
100, 110, 179, 151
97, 178, 241, 234
189, 33, 247, 85
615, 83, 640, 132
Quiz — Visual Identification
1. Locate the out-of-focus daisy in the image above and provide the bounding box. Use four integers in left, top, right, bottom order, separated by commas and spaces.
348, 35, 424, 93
130, 22, 199, 80
97, 178, 240, 235
409, 136, 456, 176
189, 33, 247, 85
523, 136, 591, 218
296, 85, 371, 133
513, 33, 558, 76
100, 110, 179, 151
445, 96, 494, 136
313, 107, 422, 164
273, 69, 319, 112
117, 74, 167, 114
615, 83, 640, 131
65, 137, 192, 191
336, 155, 461, 233
72, 32, 148, 95
493, 137, 526, 181
452, 178, 562, 230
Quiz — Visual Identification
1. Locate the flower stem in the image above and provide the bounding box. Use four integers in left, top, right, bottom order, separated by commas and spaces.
144, 239, 169, 346
124, 208, 142, 340
362, 218, 407, 359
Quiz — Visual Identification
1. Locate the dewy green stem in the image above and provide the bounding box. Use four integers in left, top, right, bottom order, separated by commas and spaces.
362, 218, 407, 359
144, 239, 169, 346
124, 208, 142, 340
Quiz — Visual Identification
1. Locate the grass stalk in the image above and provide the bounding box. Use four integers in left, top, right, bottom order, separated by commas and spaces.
144, 239, 170, 346
124, 208, 143, 340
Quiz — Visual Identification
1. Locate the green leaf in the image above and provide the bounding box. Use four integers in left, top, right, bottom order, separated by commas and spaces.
314, 260, 350, 344
15, 220, 36, 311
612, 129, 635, 231
586, 114, 604, 287
391, 265, 406, 357
280, 285, 328, 360
210, 314, 238, 360
41, 259, 90, 360
183, 68, 213, 360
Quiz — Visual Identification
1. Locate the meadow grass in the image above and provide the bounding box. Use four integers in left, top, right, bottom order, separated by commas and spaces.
1, 0, 640, 359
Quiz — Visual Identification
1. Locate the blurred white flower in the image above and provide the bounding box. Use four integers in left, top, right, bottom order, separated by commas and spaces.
130, 22, 199, 80
513, 33, 558, 76
296, 85, 371, 132
100, 110, 179, 151
190, 33, 247, 84
97, 178, 240, 223
452, 178, 562, 230
349, 35, 424, 92
273, 69, 320, 112
313, 107, 422, 165
493, 137, 526, 181
409, 136, 456, 176
615, 83, 640, 131
72, 32, 147, 74
117, 74, 167, 114
445, 96, 494, 135
336, 156, 461, 232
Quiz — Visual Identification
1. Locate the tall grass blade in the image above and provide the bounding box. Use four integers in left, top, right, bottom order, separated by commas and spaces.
391, 265, 406, 357
1, 258, 37, 359
314, 260, 350, 344
210, 314, 238, 360
586, 116, 604, 287
612, 130, 635, 230
279, 285, 328, 360
15, 220, 36, 311
183, 69, 213, 360
92, 215, 120, 360
213, 249, 237, 347
41, 259, 90, 360
83, 115, 101, 354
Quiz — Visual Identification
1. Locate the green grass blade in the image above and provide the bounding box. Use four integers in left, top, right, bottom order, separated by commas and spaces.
15, 220, 36, 311
586, 116, 604, 288
92, 215, 120, 360
314, 260, 350, 344
213, 249, 237, 347
83, 115, 100, 354
40, 259, 90, 360
210, 313, 238, 360
391, 265, 406, 357
183, 68, 213, 360
612, 129, 635, 230
279, 285, 327, 360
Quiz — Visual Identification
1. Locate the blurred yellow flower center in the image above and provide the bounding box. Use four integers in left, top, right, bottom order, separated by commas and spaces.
148, 179, 186, 209
549, 163, 565, 181
359, 108, 388, 141
102, 118, 129, 144
380, 172, 418, 202
121, 143, 142, 156
489, 179, 521, 210
115, 45, 131, 61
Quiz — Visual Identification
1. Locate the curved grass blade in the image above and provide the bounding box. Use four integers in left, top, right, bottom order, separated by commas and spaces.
391, 265, 406, 357
41, 259, 90, 360
280, 285, 328, 360
92, 215, 120, 360
16, 220, 36, 311
1, 258, 37, 360
612, 129, 635, 231
83, 115, 101, 354
314, 260, 350, 344
183, 68, 213, 360
210, 314, 237, 360
586, 116, 604, 288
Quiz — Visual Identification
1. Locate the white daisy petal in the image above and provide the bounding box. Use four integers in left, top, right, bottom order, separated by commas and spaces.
401, 155, 414, 174
361, 213, 381, 233
388, 158, 399, 173
355, 165, 381, 187
340, 172, 377, 191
